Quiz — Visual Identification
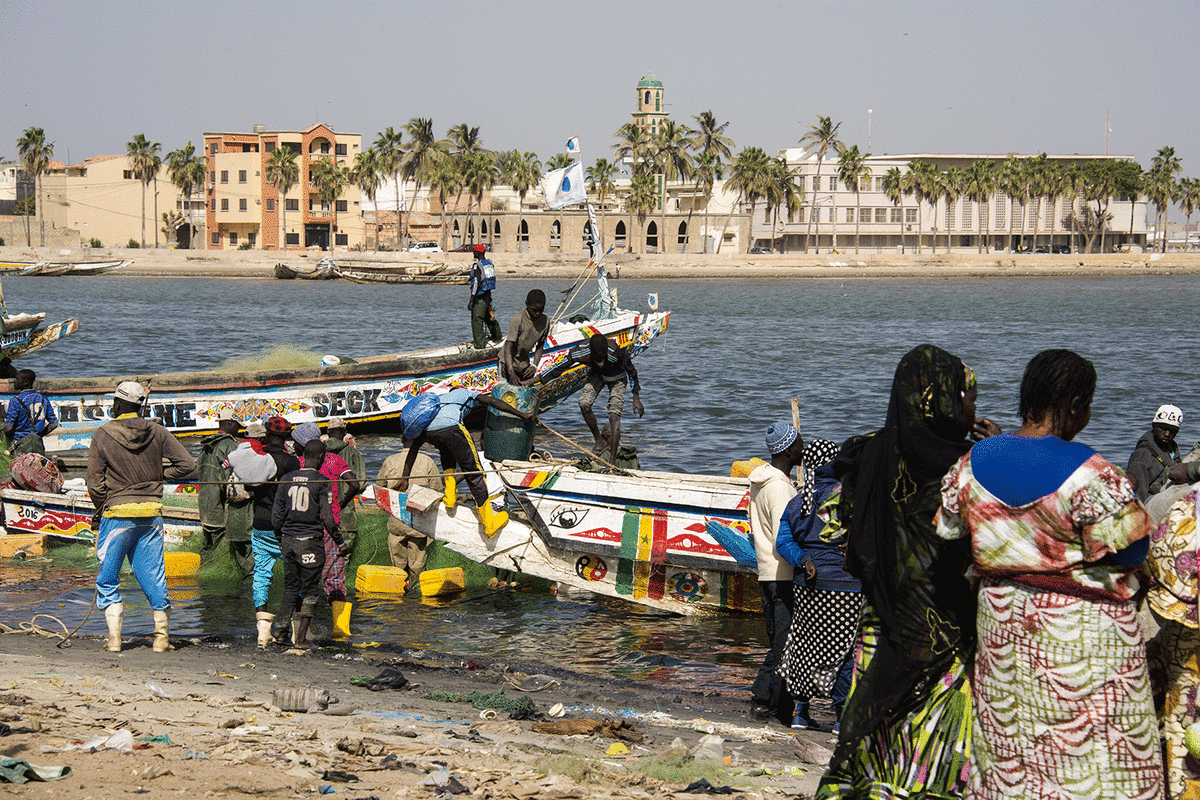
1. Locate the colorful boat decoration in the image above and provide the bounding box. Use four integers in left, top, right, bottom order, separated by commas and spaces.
370, 462, 760, 616
1, 483, 201, 544
13, 307, 669, 450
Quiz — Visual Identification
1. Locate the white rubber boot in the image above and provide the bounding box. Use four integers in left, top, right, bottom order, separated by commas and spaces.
104, 603, 123, 652
152, 608, 173, 653
256, 611, 276, 648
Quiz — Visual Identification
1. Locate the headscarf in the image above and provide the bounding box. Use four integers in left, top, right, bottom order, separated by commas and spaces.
799, 438, 840, 518
832, 344, 976, 759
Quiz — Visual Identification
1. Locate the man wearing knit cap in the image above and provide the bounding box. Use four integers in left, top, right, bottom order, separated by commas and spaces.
1127, 404, 1184, 500
87, 381, 196, 654
248, 416, 300, 647
746, 420, 805, 726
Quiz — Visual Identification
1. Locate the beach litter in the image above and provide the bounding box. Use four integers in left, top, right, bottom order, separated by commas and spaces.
145, 680, 171, 699
679, 778, 735, 794
351, 666, 410, 691
0, 758, 71, 783
43, 728, 134, 753
272, 687, 336, 713
793, 738, 833, 767
690, 734, 724, 763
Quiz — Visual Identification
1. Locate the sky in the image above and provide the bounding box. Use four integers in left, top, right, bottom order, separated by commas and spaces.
4, 0, 1198, 196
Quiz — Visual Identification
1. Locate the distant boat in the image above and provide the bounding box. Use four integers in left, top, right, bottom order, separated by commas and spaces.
274, 257, 338, 280
336, 261, 469, 285
0, 275, 79, 360
370, 461, 760, 615
8, 259, 131, 276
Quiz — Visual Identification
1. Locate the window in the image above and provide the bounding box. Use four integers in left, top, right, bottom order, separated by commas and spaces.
266, 198, 275, 211
655, 94, 660, 112
828, 177, 838, 191
247, 232, 256, 247
220, 170, 228, 183
846, 208, 855, 223
615, 221, 626, 246
238, 170, 247, 183
891, 208, 903, 223
875, 177, 885, 192
335, 233, 348, 245
123, 170, 133, 179
211, 231, 219, 245
285, 198, 298, 211
905, 208, 917, 224
229, 231, 238, 245
239, 198, 247, 211
210, 199, 216, 211
335, 200, 347, 212
796, 207, 805, 223
242, 144, 255, 153
286, 232, 300, 245
265, 142, 276, 153
812, 176, 821, 192
550, 220, 562, 248
875, 208, 888, 223
335, 144, 347, 156
221, 199, 229, 211
209, 143, 218, 155
209, 170, 215, 184
644, 90, 651, 105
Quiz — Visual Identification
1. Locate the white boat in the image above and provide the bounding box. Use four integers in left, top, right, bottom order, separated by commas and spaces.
370, 460, 761, 615
1, 483, 201, 544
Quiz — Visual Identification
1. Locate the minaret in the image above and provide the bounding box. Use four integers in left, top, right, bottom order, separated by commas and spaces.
633, 73, 666, 136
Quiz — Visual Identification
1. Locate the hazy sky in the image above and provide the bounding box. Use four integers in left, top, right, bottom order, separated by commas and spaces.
4, 0, 1197, 186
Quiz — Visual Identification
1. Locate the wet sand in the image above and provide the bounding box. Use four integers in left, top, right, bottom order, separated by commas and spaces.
3, 245, 1200, 280
0, 629, 832, 798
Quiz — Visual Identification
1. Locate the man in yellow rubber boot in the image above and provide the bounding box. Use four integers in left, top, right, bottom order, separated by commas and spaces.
396, 387, 536, 537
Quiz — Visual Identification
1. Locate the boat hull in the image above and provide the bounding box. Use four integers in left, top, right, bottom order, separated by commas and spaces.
10, 310, 670, 449
372, 460, 760, 615
1, 484, 201, 544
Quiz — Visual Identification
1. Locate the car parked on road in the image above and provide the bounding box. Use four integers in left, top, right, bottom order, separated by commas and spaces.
406, 241, 443, 253
450, 243, 490, 253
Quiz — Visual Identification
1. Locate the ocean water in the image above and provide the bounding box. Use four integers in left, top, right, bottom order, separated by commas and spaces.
2, 272, 1198, 693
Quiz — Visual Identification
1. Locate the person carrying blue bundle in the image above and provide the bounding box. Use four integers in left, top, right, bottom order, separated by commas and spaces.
396, 387, 537, 537
776, 438, 863, 732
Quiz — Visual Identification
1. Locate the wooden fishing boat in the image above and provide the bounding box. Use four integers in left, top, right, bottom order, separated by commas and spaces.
1, 316, 79, 360
335, 261, 469, 285
65, 259, 131, 276
370, 461, 761, 615
274, 257, 338, 280
8, 259, 131, 276
14, 306, 670, 450
0, 483, 201, 544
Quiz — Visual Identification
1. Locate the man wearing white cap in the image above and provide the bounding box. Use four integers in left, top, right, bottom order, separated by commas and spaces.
1127, 404, 1184, 500
87, 381, 196, 653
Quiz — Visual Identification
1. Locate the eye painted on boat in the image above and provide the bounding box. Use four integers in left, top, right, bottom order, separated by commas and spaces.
549, 506, 588, 529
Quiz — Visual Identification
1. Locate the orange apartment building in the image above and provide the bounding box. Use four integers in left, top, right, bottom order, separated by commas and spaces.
203, 123, 364, 251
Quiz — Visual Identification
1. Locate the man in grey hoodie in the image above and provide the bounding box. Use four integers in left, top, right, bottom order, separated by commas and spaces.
87, 381, 195, 653
1127, 404, 1184, 500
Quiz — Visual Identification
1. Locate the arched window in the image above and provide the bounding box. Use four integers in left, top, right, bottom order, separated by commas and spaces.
452, 219, 461, 249
677, 221, 687, 253
550, 219, 561, 249
468, 221, 474, 239
646, 221, 658, 253
518, 219, 529, 252
493, 220, 500, 236
645, 90, 651, 105
615, 221, 626, 248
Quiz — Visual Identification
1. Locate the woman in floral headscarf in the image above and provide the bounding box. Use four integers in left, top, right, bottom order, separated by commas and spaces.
815, 344, 1000, 800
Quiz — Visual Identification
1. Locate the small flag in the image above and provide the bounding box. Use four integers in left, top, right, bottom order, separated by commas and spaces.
565, 137, 580, 153
541, 161, 587, 209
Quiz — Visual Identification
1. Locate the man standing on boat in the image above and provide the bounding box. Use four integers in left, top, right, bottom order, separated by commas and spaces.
468, 244, 502, 348
747, 421, 804, 727
500, 289, 549, 386
87, 381, 195, 654
197, 410, 252, 569
6, 369, 59, 455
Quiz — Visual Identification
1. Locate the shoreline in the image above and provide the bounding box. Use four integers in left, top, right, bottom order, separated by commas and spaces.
0, 629, 828, 798
4, 245, 1200, 280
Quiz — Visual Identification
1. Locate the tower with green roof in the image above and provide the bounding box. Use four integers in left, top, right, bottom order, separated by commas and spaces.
633, 73, 666, 137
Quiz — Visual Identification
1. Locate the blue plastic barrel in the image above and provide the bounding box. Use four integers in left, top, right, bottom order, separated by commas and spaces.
482, 383, 537, 462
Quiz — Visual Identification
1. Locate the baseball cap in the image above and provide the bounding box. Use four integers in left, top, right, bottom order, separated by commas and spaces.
327, 416, 347, 430
1154, 404, 1183, 428
265, 415, 291, 435
245, 421, 267, 438
765, 421, 799, 455
110, 381, 147, 405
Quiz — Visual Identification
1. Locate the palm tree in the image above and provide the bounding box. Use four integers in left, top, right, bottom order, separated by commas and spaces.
309, 157, 349, 251
373, 127, 405, 251
586, 158, 617, 249
165, 142, 206, 249
465, 151, 497, 247
427, 152, 461, 249
836, 144, 870, 254
265, 146, 299, 251
402, 118, 445, 248
1061, 164, 1084, 254
725, 146, 771, 254
798, 115, 842, 253
499, 150, 541, 252
939, 166, 966, 253
1086, 161, 1117, 253
765, 156, 804, 252
613, 122, 652, 252
965, 160, 996, 252
16, 127, 53, 247
652, 119, 694, 253
126, 133, 162, 248
996, 155, 1024, 253
1150, 146, 1182, 252
352, 148, 383, 250
909, 160, 938, 254
688, 111, 734, 254
545, 153, 573, 171
626, 173, 658, 253
1040, 161, 1066, 253
1024, 154, 1049, 251
882, 166, 910, 253
1177, 177, 1200, 250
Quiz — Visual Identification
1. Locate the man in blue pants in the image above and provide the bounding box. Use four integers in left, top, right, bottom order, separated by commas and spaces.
248, 416, 300, 647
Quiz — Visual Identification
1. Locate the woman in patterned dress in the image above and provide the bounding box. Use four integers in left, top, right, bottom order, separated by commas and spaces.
936, 349, 1163, 800
1147, 489, 1200, 799
815, 344, 1000, 799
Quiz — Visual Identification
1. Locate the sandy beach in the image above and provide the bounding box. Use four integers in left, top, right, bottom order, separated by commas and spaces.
3, 245, 1200, 280
0, 627, 834, 798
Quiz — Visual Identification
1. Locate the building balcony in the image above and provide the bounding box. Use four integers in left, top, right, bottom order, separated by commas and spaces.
307, 209, 331, 221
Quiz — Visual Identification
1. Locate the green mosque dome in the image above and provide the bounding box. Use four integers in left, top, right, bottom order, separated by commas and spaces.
637, 74, 663, 89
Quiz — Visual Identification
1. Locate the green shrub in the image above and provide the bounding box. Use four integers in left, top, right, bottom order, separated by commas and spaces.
0, 236, 5, 246
126, 239, 141, 249
88, 237, 101, 248
238, 242, 252, 250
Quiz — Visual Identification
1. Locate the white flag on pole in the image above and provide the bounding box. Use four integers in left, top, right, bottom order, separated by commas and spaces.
541, 161, 587, 209
565, 137, 580, 154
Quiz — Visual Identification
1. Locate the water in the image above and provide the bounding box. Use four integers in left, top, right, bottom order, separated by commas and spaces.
3, 272, 1199, 693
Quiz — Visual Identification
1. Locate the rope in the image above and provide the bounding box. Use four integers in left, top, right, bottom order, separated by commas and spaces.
534, 420, 622, 472
3, 588, 97, 648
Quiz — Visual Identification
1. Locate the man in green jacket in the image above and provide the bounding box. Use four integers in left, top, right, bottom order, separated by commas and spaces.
197, 410, 253, 569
